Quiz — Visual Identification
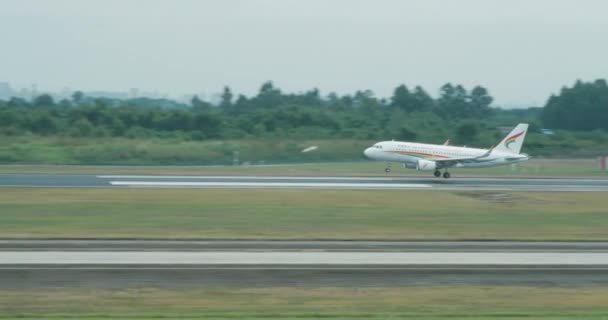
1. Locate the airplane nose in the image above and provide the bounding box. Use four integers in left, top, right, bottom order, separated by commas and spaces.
364, 148, 373, 158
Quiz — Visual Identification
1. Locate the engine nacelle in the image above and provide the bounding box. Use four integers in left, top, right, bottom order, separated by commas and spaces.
416, 159, 437, 171
402, 162, 417, 169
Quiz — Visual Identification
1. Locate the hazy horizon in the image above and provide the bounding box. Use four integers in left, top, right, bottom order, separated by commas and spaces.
1, 0, 607, 107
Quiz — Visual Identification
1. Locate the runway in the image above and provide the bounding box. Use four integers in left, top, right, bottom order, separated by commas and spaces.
2, 241, 608, 288
1, 174, 608, 191
3, 240, 608, 252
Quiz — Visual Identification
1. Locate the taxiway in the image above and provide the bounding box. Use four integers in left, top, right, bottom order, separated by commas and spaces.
2, 241, 607, 288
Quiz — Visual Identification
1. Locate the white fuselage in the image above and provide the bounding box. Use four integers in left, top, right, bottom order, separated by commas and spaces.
364, 141, 528, 169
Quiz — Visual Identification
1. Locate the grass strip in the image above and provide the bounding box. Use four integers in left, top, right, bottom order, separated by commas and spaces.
0, 189, 606, 240
1, 287, 607, 319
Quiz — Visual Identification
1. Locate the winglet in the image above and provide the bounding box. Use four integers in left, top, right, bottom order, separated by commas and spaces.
443, 138, 451, 146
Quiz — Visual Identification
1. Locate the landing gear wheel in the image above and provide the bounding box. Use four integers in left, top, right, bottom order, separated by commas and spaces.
385, 167, 391, 173
434, 170, 441, 178
443, 171, 451, 179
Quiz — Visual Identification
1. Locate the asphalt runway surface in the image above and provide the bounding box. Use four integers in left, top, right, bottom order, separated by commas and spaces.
1, 174, 608, 191
2, 241, 608, 288
3, 240, 608, 252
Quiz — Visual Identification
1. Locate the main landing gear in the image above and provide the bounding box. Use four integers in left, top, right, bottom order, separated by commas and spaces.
434, 170, 451, 179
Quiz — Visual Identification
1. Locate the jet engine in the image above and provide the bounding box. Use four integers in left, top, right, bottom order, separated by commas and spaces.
402, 162, 417, 169
416, 159, 437, 171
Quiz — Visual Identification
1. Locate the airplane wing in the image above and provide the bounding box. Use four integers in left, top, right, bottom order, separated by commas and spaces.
431, 148, 494, 168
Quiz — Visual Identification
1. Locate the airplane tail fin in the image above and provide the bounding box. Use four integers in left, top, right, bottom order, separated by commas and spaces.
494, 123, 529, 154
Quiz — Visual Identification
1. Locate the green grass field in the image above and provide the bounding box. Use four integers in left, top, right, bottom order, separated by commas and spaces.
2, 287, 608, 319
0, 158, 607, 177
0, 136, 376, 165
1, 188, 606, 240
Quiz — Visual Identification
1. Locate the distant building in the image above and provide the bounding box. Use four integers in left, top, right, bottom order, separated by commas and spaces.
86, 91, 130, 99
31, 84, 38, 99
129, 88, 139, 98
0, 82, 12, 99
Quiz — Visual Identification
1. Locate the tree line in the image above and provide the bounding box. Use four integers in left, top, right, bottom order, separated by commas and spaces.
0, 82, 509, 142
542, 79, 608, 131
0, 80, 606, 145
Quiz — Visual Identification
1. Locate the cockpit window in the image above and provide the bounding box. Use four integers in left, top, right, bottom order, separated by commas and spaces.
374, 144, 382, 149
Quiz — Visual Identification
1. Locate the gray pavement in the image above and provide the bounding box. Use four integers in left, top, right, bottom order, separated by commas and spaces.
4, 265, 607, 288
2, 240, 608, 252
2, 241, 608, 288
4, 251, 608, 265
1, 174, 608, 191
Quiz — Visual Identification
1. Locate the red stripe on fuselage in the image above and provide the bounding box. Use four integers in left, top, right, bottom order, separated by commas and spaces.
389, 150, 450, 159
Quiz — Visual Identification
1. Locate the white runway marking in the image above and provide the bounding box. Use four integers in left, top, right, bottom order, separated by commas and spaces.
99, 175, 400, 180
2, 267, 606, 271
97, 175, 608, 183
2, 251, 608, 265
109, 181, 432, 189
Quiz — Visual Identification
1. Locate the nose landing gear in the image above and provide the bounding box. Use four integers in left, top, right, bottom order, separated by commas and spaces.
385, 162, 391, 173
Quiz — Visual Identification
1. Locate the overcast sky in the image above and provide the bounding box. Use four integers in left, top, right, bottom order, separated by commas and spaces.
1, 0, 607, 106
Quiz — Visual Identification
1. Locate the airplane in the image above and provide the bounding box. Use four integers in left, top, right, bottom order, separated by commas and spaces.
363, 123, 529, 178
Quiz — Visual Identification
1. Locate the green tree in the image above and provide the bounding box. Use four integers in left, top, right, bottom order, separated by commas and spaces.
542, 79, 608, 130
233, 94, 249, 114
398, 126, 417, 140
436, 83, 468, 118
33, 94, 55, 107
436, 84, 494, 119
469, 86, 493, 117
390, 85, 432, 113
30, 112, 57, 134
72, 91, 85, 104
390, 84, 416, 112
72, 117, 94, 136
254, 81, 283, 109
219, 86, 233, 111
8, 97, 28, 107
412, 86, 434, 112
191, 95, 210, 110
455, 121, 479, 143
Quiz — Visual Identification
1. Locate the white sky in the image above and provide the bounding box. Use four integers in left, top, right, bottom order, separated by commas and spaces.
1, 0, 607, 106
